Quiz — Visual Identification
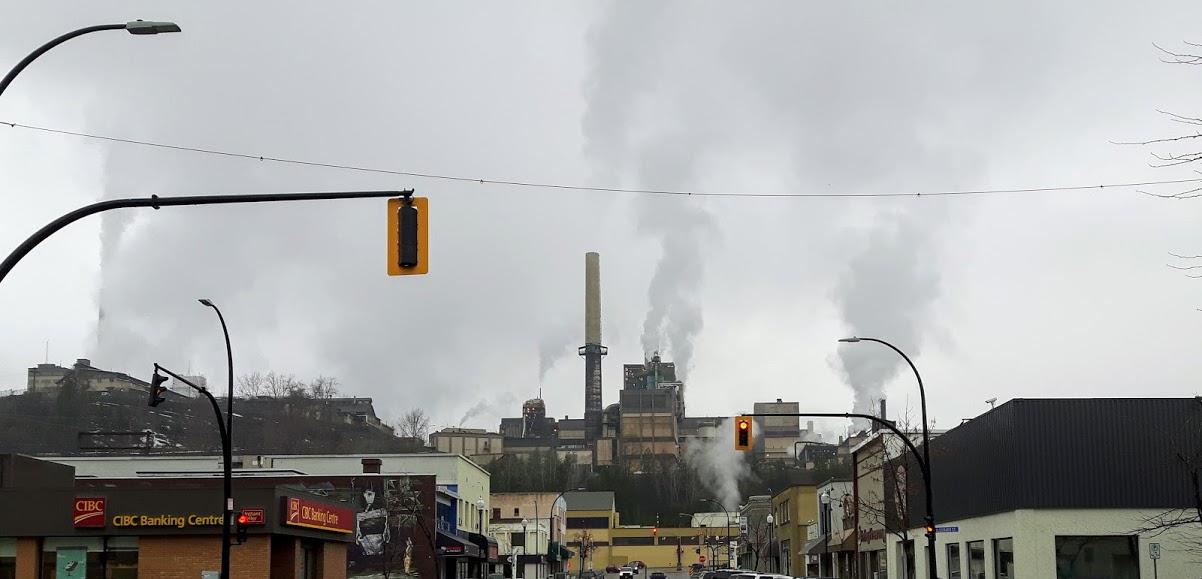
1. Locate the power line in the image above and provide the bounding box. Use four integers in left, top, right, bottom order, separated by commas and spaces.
4, 119, 1200, 199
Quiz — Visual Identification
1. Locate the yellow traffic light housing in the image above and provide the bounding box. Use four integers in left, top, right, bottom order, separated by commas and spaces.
734, 416, 752, 451
387, 195, 428, 275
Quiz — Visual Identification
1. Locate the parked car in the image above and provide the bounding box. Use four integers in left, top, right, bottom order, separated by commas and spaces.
649, 572, 666, 579
606, 565, 620, 574
580, 571, 605, 579
619, 567, 634, 579
629, 561, 646, 570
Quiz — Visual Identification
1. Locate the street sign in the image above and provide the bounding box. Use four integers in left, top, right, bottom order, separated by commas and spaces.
699, 556, 706, 563
507, 556, 514, 563
1150, 543, 1161, 560
935, 526, 959, 533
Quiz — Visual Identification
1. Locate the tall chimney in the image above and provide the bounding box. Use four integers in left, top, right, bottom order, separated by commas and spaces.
361, 458, 382, 474
580, 252, 607, 440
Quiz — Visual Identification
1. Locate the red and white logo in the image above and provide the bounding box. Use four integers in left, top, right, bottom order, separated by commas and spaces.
288, 498, 301, 523
74, 497, 106, 528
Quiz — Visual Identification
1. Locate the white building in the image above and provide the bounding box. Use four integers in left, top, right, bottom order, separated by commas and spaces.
45, 452, 492, 535
882, 398, 1202, 579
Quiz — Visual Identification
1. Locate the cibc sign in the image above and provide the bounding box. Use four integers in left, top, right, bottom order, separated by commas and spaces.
74, 497, 106, 528
283, 496, 354, 533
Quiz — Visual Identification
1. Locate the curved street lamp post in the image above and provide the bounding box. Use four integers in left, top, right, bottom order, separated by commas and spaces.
700, 498, 732, 569
0, 20, 180, 101
838, 336, 936, 579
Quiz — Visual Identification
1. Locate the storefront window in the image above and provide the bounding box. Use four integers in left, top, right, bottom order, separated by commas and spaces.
1054, 535, 1139, 579
946, 543, 961, 579
993, 538, 1014, 579
40, 537, 137, 579
0, 538, 15, 579
967, 540, 985, 579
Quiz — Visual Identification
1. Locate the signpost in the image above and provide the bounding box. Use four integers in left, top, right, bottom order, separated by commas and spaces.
1150, 543, 1160, 579
699, 556, 706, 564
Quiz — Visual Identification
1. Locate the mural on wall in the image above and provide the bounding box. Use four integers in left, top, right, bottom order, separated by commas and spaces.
293, 475, 435, 579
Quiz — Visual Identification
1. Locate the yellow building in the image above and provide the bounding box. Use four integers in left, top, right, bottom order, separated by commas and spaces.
560, 492, 739, 571
771, 483, 820, 577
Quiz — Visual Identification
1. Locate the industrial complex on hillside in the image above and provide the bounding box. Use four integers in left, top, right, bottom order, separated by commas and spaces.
431, 252, 826, 468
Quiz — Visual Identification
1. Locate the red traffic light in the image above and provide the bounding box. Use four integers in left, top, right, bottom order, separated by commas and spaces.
238, 513, 249, 525
652, 527, 658, 535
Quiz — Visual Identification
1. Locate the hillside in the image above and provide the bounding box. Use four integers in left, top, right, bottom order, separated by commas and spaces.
0, 387, 423, 456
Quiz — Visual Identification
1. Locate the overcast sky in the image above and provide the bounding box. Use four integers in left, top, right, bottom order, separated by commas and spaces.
2, 1, 1201, 440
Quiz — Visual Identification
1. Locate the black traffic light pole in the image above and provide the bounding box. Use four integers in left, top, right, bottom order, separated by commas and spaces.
0, 189, 413, 287
150, 364, 233, 579
746, 411, 936, 579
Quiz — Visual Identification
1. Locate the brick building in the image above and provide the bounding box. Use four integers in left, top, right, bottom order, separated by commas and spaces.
0, 455, 460, 579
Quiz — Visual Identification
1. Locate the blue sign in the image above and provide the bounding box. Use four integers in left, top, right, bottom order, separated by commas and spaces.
935, 527, 959, 533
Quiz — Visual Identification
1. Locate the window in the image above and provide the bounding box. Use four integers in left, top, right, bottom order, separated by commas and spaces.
946, 543, 962, 579
1054, 535, 1138, 579
778, 500, 791, 523
40, 536, 138, 579
993, 538, 1014, 579
967, 541, 985, 579
301, 541, 319, 579
0, 538, 14, 579
780, 539, 791, 576
512, 532, 526, 547
514, 507, 521, 516
493, 507, 502, 520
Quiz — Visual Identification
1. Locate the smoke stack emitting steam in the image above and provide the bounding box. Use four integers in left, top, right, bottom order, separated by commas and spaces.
580, 252, 607, 438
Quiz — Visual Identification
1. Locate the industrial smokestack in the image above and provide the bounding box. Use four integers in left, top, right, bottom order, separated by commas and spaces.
585, 252, 601, 345
580, 252, 607, 440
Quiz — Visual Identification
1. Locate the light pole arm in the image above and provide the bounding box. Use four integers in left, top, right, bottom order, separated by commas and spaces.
0, 190, 410, 286
0, 24, 126, 100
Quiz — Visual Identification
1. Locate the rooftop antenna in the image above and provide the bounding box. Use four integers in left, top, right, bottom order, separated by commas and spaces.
44, 341, 49, 363
986, 397, 997, 410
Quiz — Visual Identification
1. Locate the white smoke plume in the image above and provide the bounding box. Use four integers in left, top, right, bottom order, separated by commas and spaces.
834, 212, 941, 421
683, 417, 749, 512
459, 392, 520, 428
538, 321, 578, 384
638, 199, 714, 381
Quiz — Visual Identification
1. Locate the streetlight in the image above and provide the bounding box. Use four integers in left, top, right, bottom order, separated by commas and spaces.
477, 497, 487, 534
522, 517, 529, 579
819, 491, 832, 577
0, 21, 181, 101
765, 513, 774, 574
149, 364, 232, 579
549, 487, 584, 577
700, 498, 731, 569
198, 299, 234, 579
838, 336, 936, 579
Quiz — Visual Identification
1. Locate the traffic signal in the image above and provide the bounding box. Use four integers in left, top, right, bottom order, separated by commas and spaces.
924, 522, 936, 541
236, 511, 250, 544
147, 371, 168, 407
652, 527, 658, 536
387, 195, 429, 276
734, 416, 753, 451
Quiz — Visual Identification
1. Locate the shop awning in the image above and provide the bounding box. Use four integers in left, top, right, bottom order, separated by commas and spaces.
828, 529, 856, 551
804, 535, 827, 556
438, 531, 481, 558
468, 532, 500, 563
559, 544, 574, 559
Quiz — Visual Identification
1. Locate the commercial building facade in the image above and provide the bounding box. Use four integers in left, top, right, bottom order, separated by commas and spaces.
892, 397, 1202, 579
0, 455, 354, 579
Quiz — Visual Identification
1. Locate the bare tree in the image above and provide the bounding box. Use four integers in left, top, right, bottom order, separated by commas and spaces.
308, 375, 340, 400
1129, 406, 1202, 560
743, 515, 770, 571
855, 405, 922, 552
237, 371, 266, 398
263, 372, 302, 398
395, 408, 432, 443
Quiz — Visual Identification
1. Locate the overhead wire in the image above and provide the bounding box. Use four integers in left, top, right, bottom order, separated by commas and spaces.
4, 119, 1200, 199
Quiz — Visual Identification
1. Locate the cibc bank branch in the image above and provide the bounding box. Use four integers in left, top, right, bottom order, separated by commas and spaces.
0, 455, 354, 579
